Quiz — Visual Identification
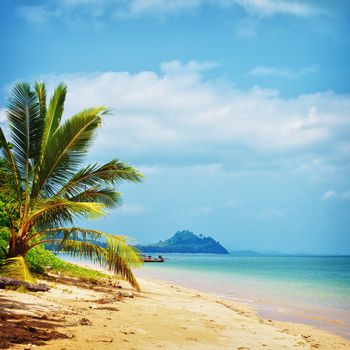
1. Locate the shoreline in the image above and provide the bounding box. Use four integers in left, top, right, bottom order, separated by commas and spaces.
1, 274, 350, 349
61, 258, 350, 341
2, 262, 350, 349
134, 268, 350, 340
136, 274, 350, 341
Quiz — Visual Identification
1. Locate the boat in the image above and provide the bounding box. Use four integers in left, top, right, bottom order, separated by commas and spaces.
142, 255, 165, 262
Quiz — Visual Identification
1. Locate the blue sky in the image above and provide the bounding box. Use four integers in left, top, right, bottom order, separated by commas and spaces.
0, 0, 350, 253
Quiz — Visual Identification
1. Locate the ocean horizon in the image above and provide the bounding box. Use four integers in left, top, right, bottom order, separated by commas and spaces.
59, 253, 350, 339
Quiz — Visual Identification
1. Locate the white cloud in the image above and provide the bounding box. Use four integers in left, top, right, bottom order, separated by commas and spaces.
17, 0, 317, 24
231, 0, 314, 17
322, 190, 350, 201
123, 0, 316, 18
249, 65, 317, 79
160, 60, 218, 76
322, 190, 336, 200
293, 156, 345, 184
127, 0, 203, 16
112, 203, 146, 215
17, 5, 61, 24
36, 61, 350, 185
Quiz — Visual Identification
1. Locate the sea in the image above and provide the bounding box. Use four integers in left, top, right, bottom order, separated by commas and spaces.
60, 253, 350, 339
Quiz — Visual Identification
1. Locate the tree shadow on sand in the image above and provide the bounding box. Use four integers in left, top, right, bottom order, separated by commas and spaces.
0, 296, 68, 349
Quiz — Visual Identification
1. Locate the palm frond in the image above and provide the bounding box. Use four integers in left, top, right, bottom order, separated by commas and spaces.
32, 81, 47, 180
56, 159, 143, 198
49, 239, 105, 262
31, 107, 106, 198
68, 187, 122, 208
28, 198, 106, 231
34, 81, 47, 125
0, 128, 22, 198
6, 82, 43, 180
105, 234, 143, 267
1, 256, 35, 283
46, 237, 141, 291
44, 82, 66, 141
103, 250, 141, 291
32, 227, 105, 243
31, 83, 67, 198
104, 234, 142, 291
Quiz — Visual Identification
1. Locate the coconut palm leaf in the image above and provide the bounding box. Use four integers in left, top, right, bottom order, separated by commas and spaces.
49, 239, 105, 261
6, 82, 43, 180
68, 187, 122, 208
105, 235, 142, 267
103, 250, 141, 291
1, 256, 35, 283
41, 237, 142, 291
0, 128, 22, 198
34, 81, 47, 126
32, 107, 106, 198
30, 227, 140, 260
29, 199, 106, 231
43, 82, 66, 146
57, 160, 143, 198
32, 82, 66, 194
32, 227, 106, 243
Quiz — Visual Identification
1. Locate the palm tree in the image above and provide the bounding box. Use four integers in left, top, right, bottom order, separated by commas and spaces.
0, 82, 143, 290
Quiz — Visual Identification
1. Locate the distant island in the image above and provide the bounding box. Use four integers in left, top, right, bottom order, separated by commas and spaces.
136, 230, 229, 254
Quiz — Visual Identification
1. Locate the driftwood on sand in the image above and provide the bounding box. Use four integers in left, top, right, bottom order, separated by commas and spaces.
0, 276, 50, 292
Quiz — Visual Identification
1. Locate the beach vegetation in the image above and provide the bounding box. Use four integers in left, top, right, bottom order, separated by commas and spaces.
0, 82, 143, 290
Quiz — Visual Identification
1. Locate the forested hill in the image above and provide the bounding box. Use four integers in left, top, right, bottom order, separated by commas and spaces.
136, 230, 229, 254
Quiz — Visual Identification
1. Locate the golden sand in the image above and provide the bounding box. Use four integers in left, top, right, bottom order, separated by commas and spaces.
1, 275, 349, 350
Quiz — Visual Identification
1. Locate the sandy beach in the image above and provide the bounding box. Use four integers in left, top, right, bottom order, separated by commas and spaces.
1, 274, 349, 350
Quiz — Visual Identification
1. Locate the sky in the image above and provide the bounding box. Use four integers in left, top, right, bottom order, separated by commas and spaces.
0, 0, 349, 254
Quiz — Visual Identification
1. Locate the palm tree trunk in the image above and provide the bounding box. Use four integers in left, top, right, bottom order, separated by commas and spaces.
6, 236, 27, 258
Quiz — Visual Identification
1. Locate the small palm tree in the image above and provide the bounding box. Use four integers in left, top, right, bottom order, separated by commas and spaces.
0, 82, 143, 290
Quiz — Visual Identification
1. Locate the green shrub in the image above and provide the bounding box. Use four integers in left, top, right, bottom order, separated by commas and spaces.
26, 245, 62, 274
0, 227, 10, 266
27, 245, 114, 282
0, 228, 113, 282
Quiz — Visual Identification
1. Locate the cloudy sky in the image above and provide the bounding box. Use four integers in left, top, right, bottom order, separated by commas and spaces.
1, 0, 350, 253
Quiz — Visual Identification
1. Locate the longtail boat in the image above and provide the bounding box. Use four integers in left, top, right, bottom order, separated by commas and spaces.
142, 255, 165, 262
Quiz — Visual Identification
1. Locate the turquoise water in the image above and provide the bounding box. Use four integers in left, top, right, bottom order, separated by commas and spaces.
60, 253, 350, 338
134, 254, 350, 338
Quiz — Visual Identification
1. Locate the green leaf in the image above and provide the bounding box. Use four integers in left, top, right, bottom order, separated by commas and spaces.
30, 199, 106, 230
6, 82, 43, 180
37, 227, 143, 291
32, 107, 106, 198
45, 82, 66, 140
57, 159, 143, 199
1, 256, 35, 283
0, 128, 22, 198
68, 187, 122, 208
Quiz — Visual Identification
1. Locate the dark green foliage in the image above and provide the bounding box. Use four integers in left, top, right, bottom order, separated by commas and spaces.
0, 228, 10, 265
26, 245, 61, 274
0, 159, 19, 228
137, 230, 229, 254
0, 203, 9, 228
26, 244, 111, 281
